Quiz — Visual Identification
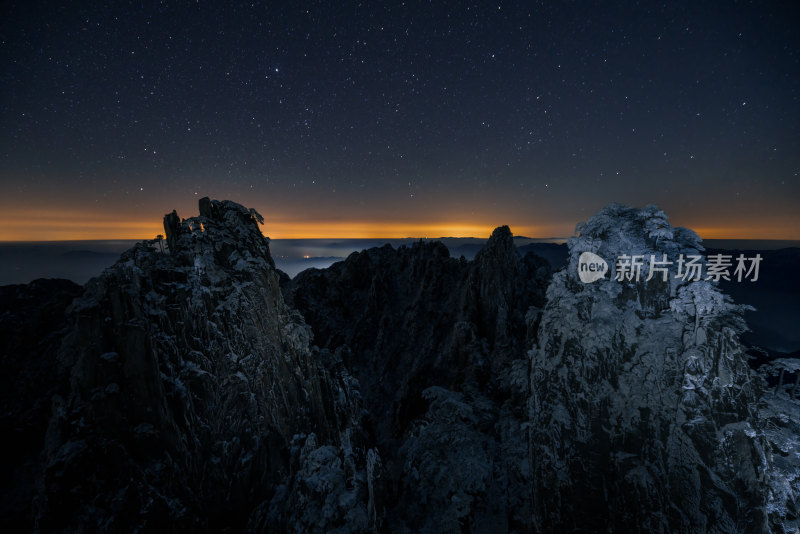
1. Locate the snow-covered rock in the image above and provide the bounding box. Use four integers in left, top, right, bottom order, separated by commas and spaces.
530, 204, 771, 532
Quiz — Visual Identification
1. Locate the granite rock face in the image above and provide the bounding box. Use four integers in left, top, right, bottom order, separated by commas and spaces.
529, 204, 771, 533
286, 225, 551, 532
759, 372, 800, 534
37, 199, 380, 533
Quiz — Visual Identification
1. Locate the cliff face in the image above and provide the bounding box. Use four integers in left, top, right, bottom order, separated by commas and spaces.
38, 199, 381, 533
286, 226, 551, 532
529, 204, 770, 533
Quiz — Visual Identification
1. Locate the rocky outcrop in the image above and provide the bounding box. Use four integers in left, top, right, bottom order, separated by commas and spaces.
0, 278, 82, 532
37, 199, 381, 533
529, 204, 770, 532
286, 225, 551, 532
13, 199, 791, 533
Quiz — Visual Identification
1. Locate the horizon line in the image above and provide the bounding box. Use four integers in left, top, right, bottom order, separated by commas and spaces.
3, 237, 800, 244
0, 211, 798, 241
0, 236, 568, 243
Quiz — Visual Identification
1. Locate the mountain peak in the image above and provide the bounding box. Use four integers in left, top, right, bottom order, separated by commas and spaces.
37, 198, 378, 531
569, 203, 703, 277
162, 197, 275, 269
474, 224, 516, 264
197, 196, 265, 227
489, 224, 513, 242
531, 203, 769, 532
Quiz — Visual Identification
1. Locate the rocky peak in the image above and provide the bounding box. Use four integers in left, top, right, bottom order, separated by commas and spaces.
560, 203, 707, 316
479, 224, 514, 255
530, 203, 770, 532
468, 225, 548, 356
472, 225, 518, 285
37, 198, 380, 533
163, 196, 275, 270
287, 227, 551, 531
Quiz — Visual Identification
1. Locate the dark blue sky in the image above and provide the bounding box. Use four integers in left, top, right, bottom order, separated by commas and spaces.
1, 1, 798, 239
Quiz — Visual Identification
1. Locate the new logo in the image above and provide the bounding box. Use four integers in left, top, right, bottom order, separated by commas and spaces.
577, 251, 608, 283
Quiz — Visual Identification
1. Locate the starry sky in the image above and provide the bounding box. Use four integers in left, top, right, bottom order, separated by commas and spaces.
1, 1, 798, 240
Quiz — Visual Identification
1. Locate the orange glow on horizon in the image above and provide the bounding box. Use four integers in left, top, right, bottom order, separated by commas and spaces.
679, 215, 800, 240
0, 209, 797, 241
256, 221, 547, 240
0, 217, 547, 241
691, 226, 797, 240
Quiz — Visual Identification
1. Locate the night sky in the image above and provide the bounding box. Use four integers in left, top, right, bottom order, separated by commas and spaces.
1, 1, 798, 240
